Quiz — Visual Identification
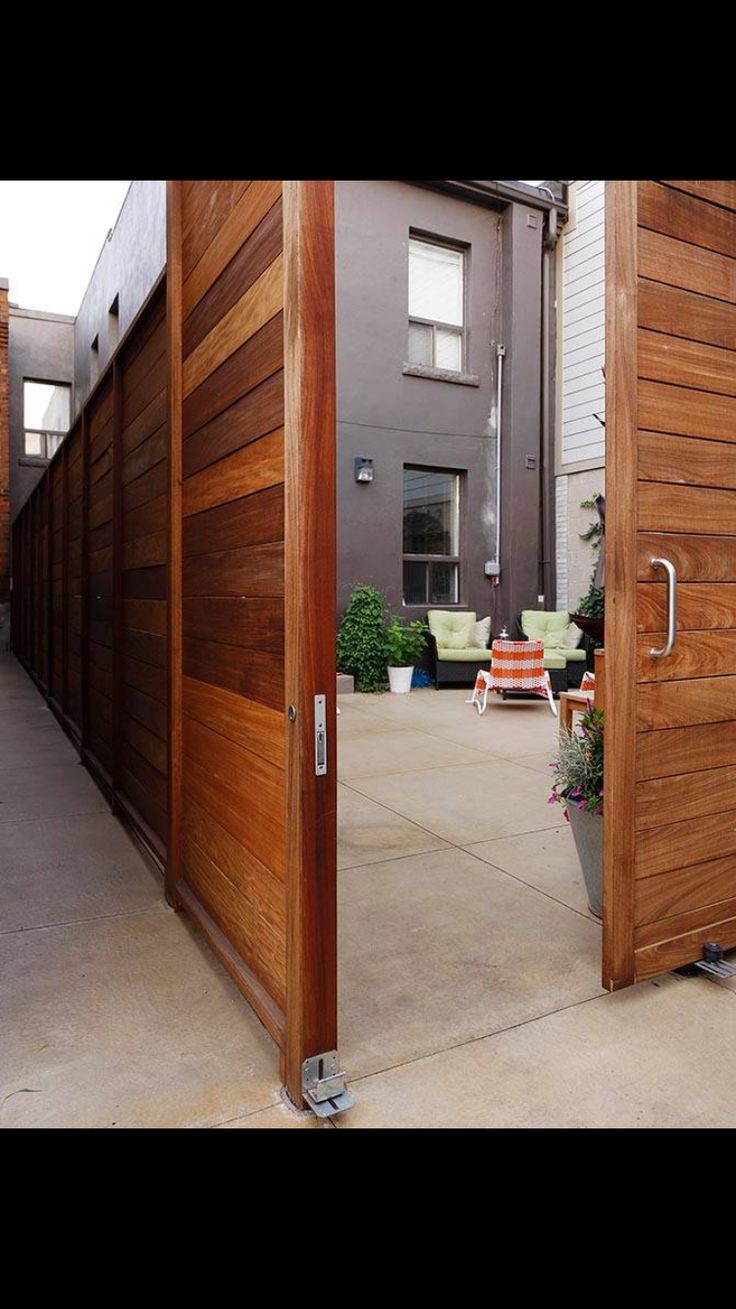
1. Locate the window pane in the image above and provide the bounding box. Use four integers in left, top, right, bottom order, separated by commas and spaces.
46, 431, 63, 458
409, 239, 464, 327
24, 431, 43, 457
23, 380, 70, 433
435, 327, 462, 371
404, 467, 458, 555
430, 562, 458, 605
403, 560, 427, 605
407, 320, 433, 366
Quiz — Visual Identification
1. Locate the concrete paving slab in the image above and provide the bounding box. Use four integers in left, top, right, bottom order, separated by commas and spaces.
215, 1101, 334, 1128
339, 727, 491, 780
465, 824, 596, 920
0, 811, 163, 934
0, 761, 107, 824
336, 974, 736, 1128
338, 784, 449, 870
347, 758, 566, 845
339, 846, 604, 1080
0, 908, 280, 1129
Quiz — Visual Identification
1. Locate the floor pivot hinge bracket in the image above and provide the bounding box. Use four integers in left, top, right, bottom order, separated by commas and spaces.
694, 941, 736, 980
302, 1050, 355, 1118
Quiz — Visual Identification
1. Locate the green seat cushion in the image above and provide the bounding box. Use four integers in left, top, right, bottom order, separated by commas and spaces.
542, 651, 567, 670
562, 648, 587, 662
521, 609, 571, 643
428, 610, 477, 649
437, 647, 488, 662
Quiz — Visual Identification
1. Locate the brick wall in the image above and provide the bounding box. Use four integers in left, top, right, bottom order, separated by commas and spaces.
0, 280, 9, 603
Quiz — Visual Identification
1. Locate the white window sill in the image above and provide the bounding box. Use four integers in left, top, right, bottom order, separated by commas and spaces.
402, 362, 480, 387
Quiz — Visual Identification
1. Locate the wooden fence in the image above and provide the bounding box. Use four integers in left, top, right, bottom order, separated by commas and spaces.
12, 182, 337, 1106
12, 276, 169, 864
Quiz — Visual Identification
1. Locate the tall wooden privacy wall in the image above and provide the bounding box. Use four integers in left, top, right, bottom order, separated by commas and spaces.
13, 183, 337, 1105
13, 278, 169, 861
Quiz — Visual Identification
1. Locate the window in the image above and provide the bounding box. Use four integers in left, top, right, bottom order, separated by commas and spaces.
407, 236, 465, 373
23, 381, 71, 460
90, 334, 100, 386
403, 466, 461, 605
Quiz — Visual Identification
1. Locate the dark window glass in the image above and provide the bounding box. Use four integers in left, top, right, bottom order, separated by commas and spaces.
403, 468, 458, 555
403, 560, 427, 605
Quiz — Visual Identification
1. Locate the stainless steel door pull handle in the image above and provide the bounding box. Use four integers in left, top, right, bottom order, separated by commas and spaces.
650, 557, 677, 658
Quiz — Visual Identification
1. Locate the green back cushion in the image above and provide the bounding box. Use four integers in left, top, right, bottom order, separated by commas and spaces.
521, 610, 571, 648
428, 610, 477, 649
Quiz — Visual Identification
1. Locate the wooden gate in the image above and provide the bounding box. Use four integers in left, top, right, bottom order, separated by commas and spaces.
605, 179, 736, 987
166, 181, 337, 1104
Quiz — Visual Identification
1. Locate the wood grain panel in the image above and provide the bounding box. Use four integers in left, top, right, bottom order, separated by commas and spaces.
637, 629, 736, 681
635, 854, 736, 924
182, 179, 251, 278
636, 808, 736, 878
184, 753, 285, 880
182, 428, 284, 517
122, 714, 167, 774
121, 740, 167, 811
639, 430, 736, 490
639, 278, 736, 350
123, 598, 166, 636
122, 629, 166, 668
182, 675, 284, 768
183, 254, 283, 398
182, 836, 285, 1006
637, 532, 736, 582
182, 541, 283, 598
123, 460, 167, 514
637, 581, 736, 632
638, 379, 736, 442
183, 637, 283, 708
184, 798, 285, 919
639, 221, 724, 296
120, 765, 167, 842
183, 197, 282, 358
182, 369, 284, 479
122, 530, 167, 569
638, 329, 736, 398
122, 388, 166, 456
639, 482, 736, 534
122, 565, 166, 600
660, 180, 736, 211
122, 684, 166, 739
636, 764, 736, 829
183, 596, 282, 649
637, 720, 736, 779
182, 180, 282, 315
183, 484, 284, 558
182, 311, 283, 439
121, 424, 166, 486
635, 897, 736, 950
637, 675, 736, 729
122, 654, 166, 702
638, 180, 736, 258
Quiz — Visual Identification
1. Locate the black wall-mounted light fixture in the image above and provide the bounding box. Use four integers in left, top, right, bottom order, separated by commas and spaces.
354, 457, 374, 484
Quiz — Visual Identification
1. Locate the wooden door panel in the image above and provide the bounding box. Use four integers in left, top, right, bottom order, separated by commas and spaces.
606, 179, 736, 987
168, 180, 337, 1105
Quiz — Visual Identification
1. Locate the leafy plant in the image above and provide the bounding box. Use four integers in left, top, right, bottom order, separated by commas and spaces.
386, 617, 428, 667
336, 585, 389, 692
579, 493, 604, 555
548, 707, 604, 817
576, 585, 604, 619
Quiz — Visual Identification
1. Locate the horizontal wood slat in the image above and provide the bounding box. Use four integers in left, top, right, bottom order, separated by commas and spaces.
637, 532, 736, 581
638, 379, 736, 443
634, 916, 736, 982
182, 180, 282, 317
635, 854, 736, 925
637, 629, 736, 682
638, 329, 736, 398
638, 227, 736, 305
637, 675, 736, 730
182, 541, 283, 597
637, 581, 736, 632
182, 675, 284, 769
638, 430, 736, 490
636, 807, 736, 879
637, 720, 736, 780
660, 180, 736, 211
636, 764, 736, 830
639, 278, 736, 350
183, 254, 284, 398
638, 180, 736, 258
639, 481, 736, 534
182, 427, 284, 517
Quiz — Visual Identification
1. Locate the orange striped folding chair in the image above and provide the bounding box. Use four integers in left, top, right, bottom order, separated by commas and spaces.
468, 638, 556, 716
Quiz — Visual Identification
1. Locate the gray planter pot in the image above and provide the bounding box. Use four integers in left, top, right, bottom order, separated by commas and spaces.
567, 804, 603, 918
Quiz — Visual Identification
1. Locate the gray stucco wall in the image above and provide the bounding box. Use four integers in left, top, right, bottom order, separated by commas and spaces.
9, 308, 74, 517
73, 180, 166, 412
335, 180, 552, 631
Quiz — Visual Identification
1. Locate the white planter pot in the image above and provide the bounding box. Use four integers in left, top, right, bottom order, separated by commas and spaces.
388, 665, 414, 693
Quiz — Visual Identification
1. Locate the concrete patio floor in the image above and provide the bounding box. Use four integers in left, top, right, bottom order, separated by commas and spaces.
2, 647, 736, 1128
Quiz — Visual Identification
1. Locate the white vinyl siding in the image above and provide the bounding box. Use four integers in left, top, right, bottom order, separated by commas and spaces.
561, 180, 605, 466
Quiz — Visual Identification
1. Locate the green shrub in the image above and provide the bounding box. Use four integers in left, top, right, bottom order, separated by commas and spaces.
337, 585, 389, 691
386, 617, 428, 667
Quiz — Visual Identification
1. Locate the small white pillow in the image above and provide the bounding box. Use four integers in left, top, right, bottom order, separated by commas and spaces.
470, 616, 491, 649
558, 622, 583, 650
